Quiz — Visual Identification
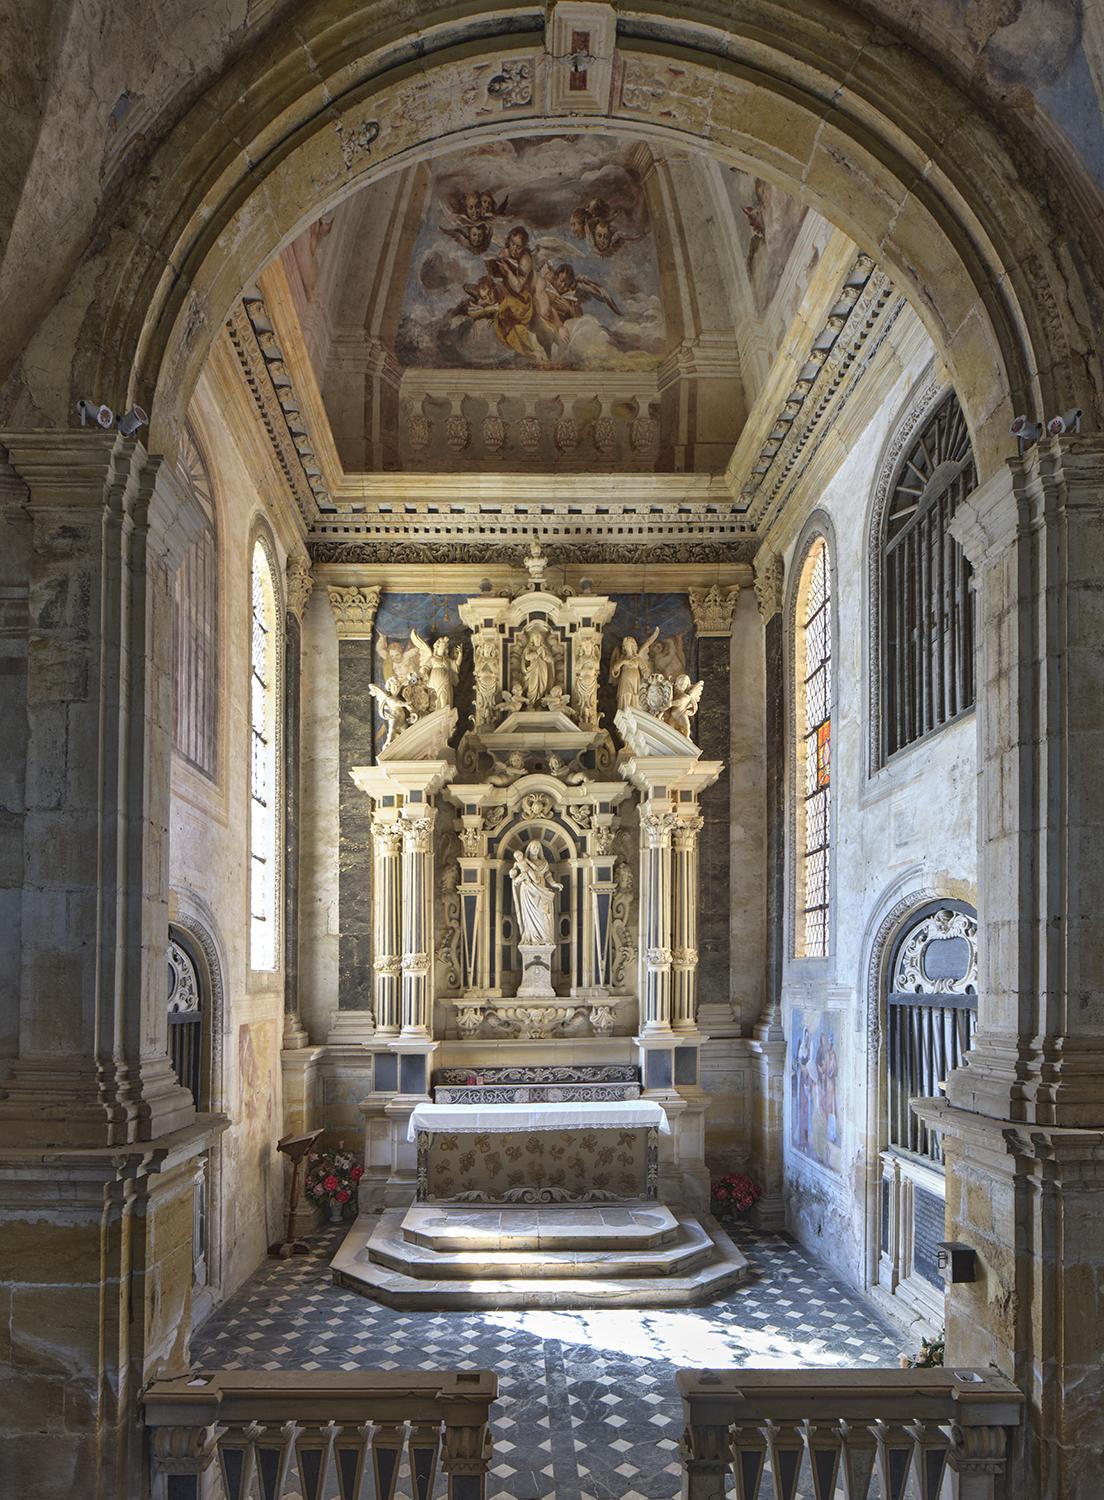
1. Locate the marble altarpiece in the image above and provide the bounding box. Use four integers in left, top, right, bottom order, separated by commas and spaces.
337, 544, 728, 1238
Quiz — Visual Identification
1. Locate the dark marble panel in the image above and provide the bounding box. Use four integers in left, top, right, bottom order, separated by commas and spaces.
696, 635, 731, 1007
765, 615, 784, 1014
339, 639, 375, 1011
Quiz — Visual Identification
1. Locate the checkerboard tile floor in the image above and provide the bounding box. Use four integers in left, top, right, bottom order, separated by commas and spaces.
193, 1221, 903, 1499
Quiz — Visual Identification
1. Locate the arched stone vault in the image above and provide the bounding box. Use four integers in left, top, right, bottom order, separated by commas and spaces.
7, 2, 1103, 482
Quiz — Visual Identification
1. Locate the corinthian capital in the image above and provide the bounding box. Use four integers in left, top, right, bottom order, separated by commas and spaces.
753, 550, 785, 623
286, 557, 314, 619
328, 585, 381, 638
688, 584, 740, 635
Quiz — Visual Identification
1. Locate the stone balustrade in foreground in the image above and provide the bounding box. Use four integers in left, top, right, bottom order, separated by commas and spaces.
678, 1367, 1023, 1499
144, 1369, 496, 1500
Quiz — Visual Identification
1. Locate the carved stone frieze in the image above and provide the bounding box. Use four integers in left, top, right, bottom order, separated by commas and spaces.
309, 537, 757, 565
328, 584, 381, 638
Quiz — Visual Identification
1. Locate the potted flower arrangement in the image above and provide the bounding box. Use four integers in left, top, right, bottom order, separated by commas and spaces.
899, 1329, 945, 1368
305, 1142, 363, 1224
709, 1170, 762, 1227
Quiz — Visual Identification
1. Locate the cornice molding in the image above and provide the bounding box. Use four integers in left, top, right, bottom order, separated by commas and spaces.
225, 302, 319, 528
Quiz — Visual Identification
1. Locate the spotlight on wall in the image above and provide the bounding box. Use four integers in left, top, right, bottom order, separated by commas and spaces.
1010, 414, 1043, 456
76, 399, 114, 429
116, 405, 149, 437
1046, 408, 1083, 436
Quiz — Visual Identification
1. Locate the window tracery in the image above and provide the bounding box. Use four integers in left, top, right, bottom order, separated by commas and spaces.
172, 425, 219, 777
250, 539, 280, 971
879, 390, 976, 761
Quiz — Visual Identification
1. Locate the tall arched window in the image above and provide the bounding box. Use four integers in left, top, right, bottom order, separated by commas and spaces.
173, 425, 219, 777
880, 390, 976, 762
250, 539, 280, 971
793, 535, 832, 958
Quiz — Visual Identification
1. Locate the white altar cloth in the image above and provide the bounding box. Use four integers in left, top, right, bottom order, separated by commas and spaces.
407, 1099, 670, 1141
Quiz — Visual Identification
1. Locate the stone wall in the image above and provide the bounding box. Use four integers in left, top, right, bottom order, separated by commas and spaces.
778, 342, 978, 1294
167, 370, 291, 1297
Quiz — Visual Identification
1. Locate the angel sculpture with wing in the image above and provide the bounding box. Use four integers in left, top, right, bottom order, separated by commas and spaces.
609, 626, 661, 712
410, 630, 462, 712
665, 674, 705, 738
368, 680, 408, 749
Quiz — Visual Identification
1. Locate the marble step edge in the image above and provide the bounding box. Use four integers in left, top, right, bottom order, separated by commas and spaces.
402, 1201, 679, 1251
330, 1215, 749, 1310
370, 1217, 714, 1280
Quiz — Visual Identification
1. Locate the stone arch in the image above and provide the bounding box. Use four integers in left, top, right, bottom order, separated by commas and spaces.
13, 5, 1096, 477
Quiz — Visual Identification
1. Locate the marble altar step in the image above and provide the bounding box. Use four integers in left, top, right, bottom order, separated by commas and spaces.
331, 1209, 749, 1309
373, 1214, 712, 1280
401, 1201, 680, 1252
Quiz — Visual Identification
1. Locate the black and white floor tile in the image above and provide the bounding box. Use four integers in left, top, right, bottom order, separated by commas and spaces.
193, 1222, 903, 1500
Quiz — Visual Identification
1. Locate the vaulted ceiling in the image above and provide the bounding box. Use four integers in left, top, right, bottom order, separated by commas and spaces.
276, 132, 835, 477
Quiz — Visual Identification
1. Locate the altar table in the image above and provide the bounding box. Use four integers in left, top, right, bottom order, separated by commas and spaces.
409, 1099, 668, 1204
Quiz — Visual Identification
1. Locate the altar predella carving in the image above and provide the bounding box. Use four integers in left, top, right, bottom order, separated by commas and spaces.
349, 539, 722, 1043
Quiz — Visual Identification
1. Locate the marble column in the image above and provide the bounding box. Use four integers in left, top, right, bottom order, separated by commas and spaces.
915, 438, 1104, 1498
400, 808, 436, 1037
372, 817, 403, 1035
639, 807, 676, 1034
672, 811, 704, 1030
0, 432, 203, 1146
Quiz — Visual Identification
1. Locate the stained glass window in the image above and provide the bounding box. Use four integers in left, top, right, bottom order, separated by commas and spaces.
250, 540, 279, 971
796, 537, 831, 958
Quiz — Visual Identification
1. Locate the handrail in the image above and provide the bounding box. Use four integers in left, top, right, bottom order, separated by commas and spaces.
677, 1366, 1023, 1499
144, 1368, 497, 1500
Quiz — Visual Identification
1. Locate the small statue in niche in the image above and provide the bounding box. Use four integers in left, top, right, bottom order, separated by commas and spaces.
472, 635, 500, 725
509, 839, 562, 946
410, 630, 462, 712
489, 750, 529, 786
610, 626, 661, 712
665, 673, 705, 738
572, 632, 602, 727
520, 620, 555, 706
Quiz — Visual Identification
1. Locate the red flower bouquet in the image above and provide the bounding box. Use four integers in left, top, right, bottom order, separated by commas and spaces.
709, 1171, 762, 1222
305, 1143, 363, 1220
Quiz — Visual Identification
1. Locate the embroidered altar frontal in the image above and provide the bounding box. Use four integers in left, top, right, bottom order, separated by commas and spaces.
410, 1102, 664, 1205
418, 1125, 658, 1203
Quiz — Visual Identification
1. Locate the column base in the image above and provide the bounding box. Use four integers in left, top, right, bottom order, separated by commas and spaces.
0, 1055, 197, 1148
327, 1009, 377, 1046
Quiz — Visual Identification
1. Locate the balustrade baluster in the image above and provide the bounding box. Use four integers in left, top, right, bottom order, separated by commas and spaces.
333, 1421, 371, 1500
218, 1422, 260, 1500
371, 1421, 406, 1500
408, 1421, 442, 1500
255, 1422, 295, 1500
799, 1417, 842, 1500
728, 1423, 766, 1500
294, 1423, 334, 1500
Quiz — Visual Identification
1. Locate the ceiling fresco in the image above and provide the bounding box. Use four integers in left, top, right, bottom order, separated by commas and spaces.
394, 135, 668, 373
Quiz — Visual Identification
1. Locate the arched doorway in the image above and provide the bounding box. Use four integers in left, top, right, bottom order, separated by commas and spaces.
874, 899, 978, 1330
